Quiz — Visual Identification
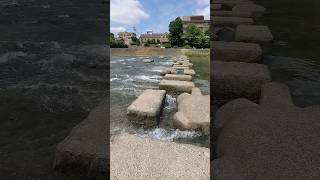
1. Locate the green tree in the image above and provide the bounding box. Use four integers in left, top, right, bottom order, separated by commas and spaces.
184, 24, 202, 48
169, 17, 184, 47
156, 39, 160, 44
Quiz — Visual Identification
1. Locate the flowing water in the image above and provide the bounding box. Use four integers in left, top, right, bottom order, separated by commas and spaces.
110, 56, 210, 147
257, 0, 320, 107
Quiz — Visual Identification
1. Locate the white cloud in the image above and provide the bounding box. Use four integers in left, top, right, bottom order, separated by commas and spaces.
110, 26, 126, 35
192, 0, 209, 5
111, 0, 149, 25
194, 5, 210, 20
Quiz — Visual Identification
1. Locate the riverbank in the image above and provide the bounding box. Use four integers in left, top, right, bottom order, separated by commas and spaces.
111, 47, 209, 57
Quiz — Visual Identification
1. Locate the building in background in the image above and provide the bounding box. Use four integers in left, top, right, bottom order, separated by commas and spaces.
117, 32, 136, 45
182, 15, 210, 33
140, 30, 169, 45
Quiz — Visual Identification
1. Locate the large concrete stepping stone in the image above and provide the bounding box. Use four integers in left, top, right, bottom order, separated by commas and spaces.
211, 10, 251, 18
111, 134, 210, 180
213, 0, 253, 8
212, 16, 254, 26
235, 25, 273, 43
160, 68, 172, 76
212, 61, 271, 104
259, 82, 294, 107
171, 69, 196, 76
233, 3, 266, 17
54, 100, 108, 178
173, 93, 210, 134
213, 85, 320, 179
127, 89, 166, 127
211, 41, 262, 62
159, 80, 195, 93
163, 74, 192, 81
212, 4, 222, 10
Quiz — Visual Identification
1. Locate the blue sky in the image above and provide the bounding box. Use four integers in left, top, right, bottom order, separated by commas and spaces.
110, 0, 209, 36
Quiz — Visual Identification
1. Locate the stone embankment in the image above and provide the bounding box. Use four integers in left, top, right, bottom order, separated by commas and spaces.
212, 1, 320, 179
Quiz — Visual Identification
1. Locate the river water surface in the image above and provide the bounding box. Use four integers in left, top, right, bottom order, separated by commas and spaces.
110, 56, 210, 147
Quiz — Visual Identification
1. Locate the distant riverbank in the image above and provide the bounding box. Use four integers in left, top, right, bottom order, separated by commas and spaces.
111, 47, 209, 57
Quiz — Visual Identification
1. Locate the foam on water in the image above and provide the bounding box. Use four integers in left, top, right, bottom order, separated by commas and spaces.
164, 94, 176, 110
135, 128, 201, 142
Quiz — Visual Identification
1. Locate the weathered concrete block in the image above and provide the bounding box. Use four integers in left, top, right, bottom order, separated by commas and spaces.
211, 41, 262, 62
212, 61, 271, 103
111, 134, 210, 179
127, 89, 166, 127
233, 3, 266, 17
160, 68, 172, 76
171, 69, 196, 76
212, 16, 254, 26
192, 87, 203, 96
259, 82, 294, 107
211, 10, 252, 18
214, 98, 320, 179
173, 95, 210, 134
235, 25, 273, 43
163, 74, 192, 81
54, 100, 108, 178
159, 80, 195, 93
212, 4, 222, 10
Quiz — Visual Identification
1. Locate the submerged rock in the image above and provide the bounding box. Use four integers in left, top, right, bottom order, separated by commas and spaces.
127, 89, 166, 127
111, 133, 210, 180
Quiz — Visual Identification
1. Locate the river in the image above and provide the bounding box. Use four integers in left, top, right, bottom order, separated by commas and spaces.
110, 55, 210, 147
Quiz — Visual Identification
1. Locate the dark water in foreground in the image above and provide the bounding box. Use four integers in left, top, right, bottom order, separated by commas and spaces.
110, 56, 210, 147
258, 0, 320, 107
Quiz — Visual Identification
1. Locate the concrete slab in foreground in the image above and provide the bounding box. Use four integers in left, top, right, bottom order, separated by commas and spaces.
159, 80, 195, 93
235, 25, 274, 43
110, 134, 210, 180
127, 89, 166, 127
163, 74, 192, 81
211, 41, 262, 62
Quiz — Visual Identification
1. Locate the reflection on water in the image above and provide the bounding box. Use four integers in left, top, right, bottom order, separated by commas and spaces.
110, 56, 209, 147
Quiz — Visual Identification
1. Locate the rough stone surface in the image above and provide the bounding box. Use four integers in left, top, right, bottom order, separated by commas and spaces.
191, 87, 202, 96
160, 68, 171, 76
173, 94, 210, 133
211, 41, 262, 62
212, 16, 254, 26
127, 89, 166, 127
212, 4, 222, 10
259, 82, 294, 107
110, 134, 210, 180
235, 25, 274, 43
163, 74, 192, 81
211, 10, 251, 18
212, 0, 253, 8
159, 80, 195, 93
54, 100, 108, 178
233, 3, 266, 17
171, 69, 196, 76
212, 61, 271, 103
214, 96, 320, 179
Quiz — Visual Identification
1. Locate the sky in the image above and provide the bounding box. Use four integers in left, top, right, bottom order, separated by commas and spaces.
110, 0, 210, 36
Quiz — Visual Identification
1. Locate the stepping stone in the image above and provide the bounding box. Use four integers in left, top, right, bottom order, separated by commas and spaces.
54, 100, 108, 178
173, 93, 210, 134
212, 61, 271, 104
171, 69, 196, 76
172, 66, 190, 70
213, 0, 253, 8
259, 82, 294, 107
211, 41, 262, 62
192, 87, 203, 96
160, 68, 172, 76
233, 3, 266, 17
235, 25, 273, 43
127, 89, 166, 127
163, 74, 192, 81
159, 80, 195, 93
111, 134, 210, 179
212, 4, 222, 10
212, 16, 254, 26
211, 10, 251, 18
